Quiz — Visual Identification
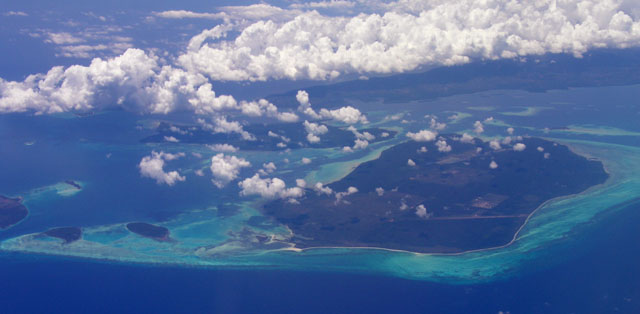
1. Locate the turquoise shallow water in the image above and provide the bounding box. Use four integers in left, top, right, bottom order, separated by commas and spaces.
1, 85, 640, 283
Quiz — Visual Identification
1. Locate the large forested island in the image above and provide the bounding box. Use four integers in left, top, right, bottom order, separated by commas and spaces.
264, 135, 608, 254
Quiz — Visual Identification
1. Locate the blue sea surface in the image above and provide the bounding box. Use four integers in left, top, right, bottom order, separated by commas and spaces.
0, 199, 639, 314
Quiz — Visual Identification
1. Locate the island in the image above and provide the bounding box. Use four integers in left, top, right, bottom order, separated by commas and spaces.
126, 222, 170, 241
64, 180, 82, 190
263, 135, 608, 254
0, 195, 28, 229
43, 227, 82, 244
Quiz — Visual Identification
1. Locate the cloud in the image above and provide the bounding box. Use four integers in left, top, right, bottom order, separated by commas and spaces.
153, 10, 225, 20
239, 98, 298, 122
314, 182, 334, 195
353, 138, 369, 150
303, 120, 328, 143
277, 111, 300, 122
489, 140, 502, 150
319, 106, 368, 124
296, 90, 322, 120
139, 151, 186, 186
406, 130, 437, 142
375, 187, 384, 196
417, 146, 428, 153
0, 49, 237, 116
301, 157, 312, 164
490, 160, 499, 169
507, 127, 515, 135
238, 174, 304, 199
335, 186, 358, 203
537, 146, 545, 152
0, 48, 288, 123
473, 121, 484, 134
4, 11, 28, 17
207, 143, 239, 152
347, 126, 375, 141
459, 133, 475, 144
429, 118, 446, 130
268, 131, 291, 144
154, 4, 299, 22
4, 0, 640, 118
407, 159, 416, 166
45, 32, 85, 45
210, 153, 251, 188
290, 1, 356, 9
436, 139, 452, 152
415, 204, 429, 218
258, 161, 277, 176
178, 0, 640, 82
513, 143, 527, 151
203, 116, 256, 141
296, 90, 367, 124
164, 135, 179, 142
296, 90, 310, 107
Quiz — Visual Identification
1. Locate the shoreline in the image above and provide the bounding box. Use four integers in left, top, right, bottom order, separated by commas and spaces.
0, 138, 634, 281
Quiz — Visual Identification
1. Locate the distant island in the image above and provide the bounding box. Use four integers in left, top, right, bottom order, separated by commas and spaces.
43, 227, 82, 244
126, 222, 170, 241
0, 195, 28, 229
264, 135, 608, 254
64, 180, 82, 190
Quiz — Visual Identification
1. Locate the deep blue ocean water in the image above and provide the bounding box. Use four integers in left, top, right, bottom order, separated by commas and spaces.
1, 200, 638, 314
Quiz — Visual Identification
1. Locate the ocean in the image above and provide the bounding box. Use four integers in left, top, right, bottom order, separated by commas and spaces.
0, 198, 639, 313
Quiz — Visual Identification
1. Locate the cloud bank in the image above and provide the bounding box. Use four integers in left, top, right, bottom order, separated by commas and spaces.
2, 0, 640, 117
179, 0, 640, 82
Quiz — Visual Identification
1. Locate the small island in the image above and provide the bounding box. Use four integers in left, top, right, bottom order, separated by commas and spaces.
64, 180, 82, 190
0, 195, 28, 229
264, 135, 608, 254
43, 227, 82, 244
126, 222, 170, 241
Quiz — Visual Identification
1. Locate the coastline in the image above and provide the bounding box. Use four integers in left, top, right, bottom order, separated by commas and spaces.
0, 137, 638, 282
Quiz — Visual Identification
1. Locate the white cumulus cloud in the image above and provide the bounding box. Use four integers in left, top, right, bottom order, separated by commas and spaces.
210, 153, 251, 188
239, 174, 304, 199
319, 106, 368, 124
406, 130, 437, 142
303, 120, 329, 143
436, 139, 452, 152
139, 151, 186, 186
513, 143, 527, 151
